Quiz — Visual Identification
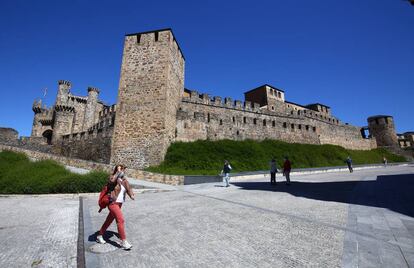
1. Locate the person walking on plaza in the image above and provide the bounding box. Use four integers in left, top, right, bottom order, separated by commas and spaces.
282, 157, 291, 185
383, 156, 388, 167
221, 160, 232, 187
345, 156, 353, 173
96, 165, 135, 250
269, 158, 278, 185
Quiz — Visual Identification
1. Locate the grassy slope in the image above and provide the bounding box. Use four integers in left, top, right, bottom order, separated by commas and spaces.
145, 139, 406, 175
0, 150, 108, 194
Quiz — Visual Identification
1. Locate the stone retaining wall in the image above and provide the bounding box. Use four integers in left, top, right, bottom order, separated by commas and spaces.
0, 144, 184, 185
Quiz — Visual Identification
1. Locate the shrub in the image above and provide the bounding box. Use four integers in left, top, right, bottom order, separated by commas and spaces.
0, 150, 108, 194
145, 139, 407, 175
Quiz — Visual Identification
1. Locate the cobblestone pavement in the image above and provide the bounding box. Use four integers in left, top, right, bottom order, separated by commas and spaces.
0, 194, 79, 268
1, 165, 413, 268
84, 164, 414, 268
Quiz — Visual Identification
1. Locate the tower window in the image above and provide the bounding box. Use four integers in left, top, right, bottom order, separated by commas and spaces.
155, 31, 159, 41
243, 117, 246, 124
313, 127, 316, 132
298, 124, 302, 130
207, 113, 210, 123
219, 119, 223, 125
291, 124, 294, 130
263, 119, 266, 126
283, 122, 287, 128
253, 118, 257, 125
306, 125, 309, 131
136, 34, 141, 43
233, 116, 235, 123
272, 121, 275, 127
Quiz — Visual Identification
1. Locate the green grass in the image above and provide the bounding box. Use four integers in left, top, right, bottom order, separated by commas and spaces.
0, 150, 108, 194
145, 139, 407, 175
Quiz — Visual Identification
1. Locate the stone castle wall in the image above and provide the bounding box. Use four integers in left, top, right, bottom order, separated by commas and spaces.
176, 94, 374, 150
0, 127, 18, 144
60, 105, 116, 163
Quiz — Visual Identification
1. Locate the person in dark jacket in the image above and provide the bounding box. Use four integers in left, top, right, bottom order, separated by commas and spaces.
221, 160, 232, 187
345, 156, 353, 173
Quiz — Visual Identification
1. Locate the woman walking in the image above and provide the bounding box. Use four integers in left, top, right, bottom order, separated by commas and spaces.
96, 165, 135, 250
282, 157, 291, 185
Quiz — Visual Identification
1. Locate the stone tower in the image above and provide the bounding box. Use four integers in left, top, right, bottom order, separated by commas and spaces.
56, 80, 71, 105
31, 99, 43, 137
367, 115, 398, 147
52, 80, 75, 145
110, 29, 185, 169
83, 86, 100, 130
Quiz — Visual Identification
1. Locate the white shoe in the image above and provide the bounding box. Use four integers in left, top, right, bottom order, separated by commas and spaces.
121, 240, 132, 250
96, 235, 106, 244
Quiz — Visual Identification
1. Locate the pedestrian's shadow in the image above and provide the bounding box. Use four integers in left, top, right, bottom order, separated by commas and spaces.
88, 231, 122, 248
232, 173, 414, 218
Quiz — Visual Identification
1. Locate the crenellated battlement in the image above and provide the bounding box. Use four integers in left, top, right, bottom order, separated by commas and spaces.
125, 28, 185, 61
58, 80, 71, 86
32, 100, 44, 113
54, 104, 75, 113
182, 90, 341, 126
99, 104, 116, 119
87, 86, 100, 94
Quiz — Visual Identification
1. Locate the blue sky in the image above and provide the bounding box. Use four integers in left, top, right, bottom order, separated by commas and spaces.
0, 0, 413, 136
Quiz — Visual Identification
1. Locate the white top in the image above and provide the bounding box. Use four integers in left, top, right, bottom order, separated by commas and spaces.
115, 179, 126, 203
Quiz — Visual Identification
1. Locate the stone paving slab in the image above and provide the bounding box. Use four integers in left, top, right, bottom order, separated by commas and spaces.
1, 164, 414, 268
0, 195, 79, 268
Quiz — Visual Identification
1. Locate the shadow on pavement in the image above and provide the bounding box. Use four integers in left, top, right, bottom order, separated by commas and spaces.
232, 173, 414, 218
88, 231, 122, 248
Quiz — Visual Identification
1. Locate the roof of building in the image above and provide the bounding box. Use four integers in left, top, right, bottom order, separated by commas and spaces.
305, 103, 331, 109
284, 101, 307, 109
367, 115, 393, 120
125, 28, 185, 60
244, 84, 285, 94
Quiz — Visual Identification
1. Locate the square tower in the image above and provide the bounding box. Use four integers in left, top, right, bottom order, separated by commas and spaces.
110, 29, 185, 169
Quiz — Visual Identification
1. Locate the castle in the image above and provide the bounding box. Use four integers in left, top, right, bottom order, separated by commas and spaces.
28, 28, 410, 169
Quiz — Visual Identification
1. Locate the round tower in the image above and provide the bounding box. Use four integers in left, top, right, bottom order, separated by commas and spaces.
51, 104, 75, 145
31, 99, 43, 137
367, 115, 398, 147
83, 86, 100, 131
56, 80, 72, 105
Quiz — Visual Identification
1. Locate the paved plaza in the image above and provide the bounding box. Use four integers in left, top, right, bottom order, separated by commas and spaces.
1, 164, 414, 267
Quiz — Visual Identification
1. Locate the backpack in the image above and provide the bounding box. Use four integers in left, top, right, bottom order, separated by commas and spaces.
98, 184, 110, 213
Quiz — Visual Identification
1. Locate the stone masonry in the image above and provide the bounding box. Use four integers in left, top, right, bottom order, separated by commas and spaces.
23, 28, 410, 170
